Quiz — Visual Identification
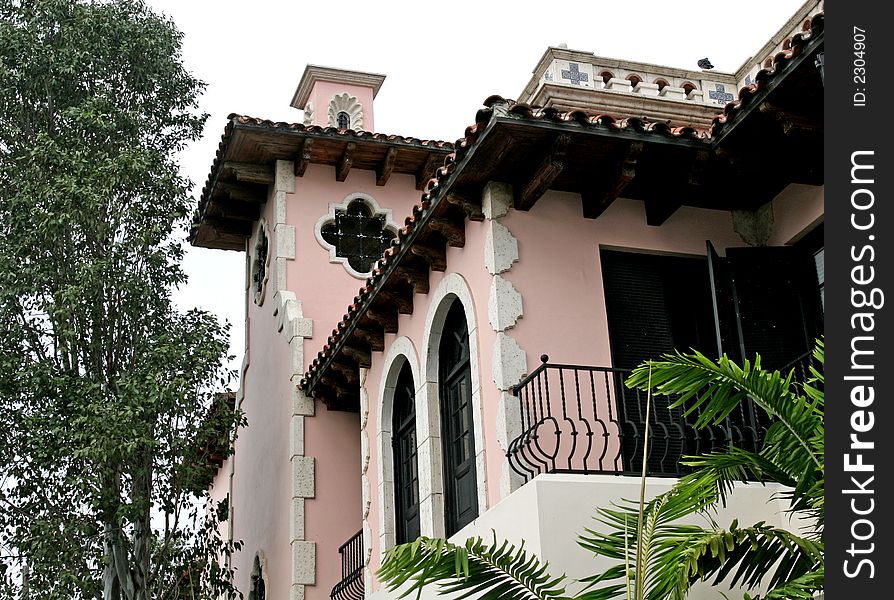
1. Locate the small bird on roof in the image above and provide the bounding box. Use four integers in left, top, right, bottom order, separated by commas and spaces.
697, 57, 714, 70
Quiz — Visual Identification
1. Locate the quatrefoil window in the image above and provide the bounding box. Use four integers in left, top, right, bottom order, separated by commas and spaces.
319, 198, 396, 275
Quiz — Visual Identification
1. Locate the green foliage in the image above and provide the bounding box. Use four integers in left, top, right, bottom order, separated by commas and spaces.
377, 343, 824, 600
378, 534, 567, 600
0, 1, 241, 598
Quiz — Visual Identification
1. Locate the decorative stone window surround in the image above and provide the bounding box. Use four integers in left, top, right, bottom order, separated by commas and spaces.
417, 273, 488, 538
251, 219, 271, 306
328, 92, 364, 131
314, 193, 399, 279
372, 339, 422, 561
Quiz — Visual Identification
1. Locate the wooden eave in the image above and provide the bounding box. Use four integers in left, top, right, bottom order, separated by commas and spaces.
190, 121, 453, 250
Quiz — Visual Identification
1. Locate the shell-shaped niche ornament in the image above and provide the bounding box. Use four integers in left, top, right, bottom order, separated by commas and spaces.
303, 102, 314, 126
328, 92, 364, 131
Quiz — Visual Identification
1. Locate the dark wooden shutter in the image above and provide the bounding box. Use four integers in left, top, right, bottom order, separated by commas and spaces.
725, 246, 822, 370
600, 250, 696, 475
439, 301, 478, 536
393, 362, 420, 544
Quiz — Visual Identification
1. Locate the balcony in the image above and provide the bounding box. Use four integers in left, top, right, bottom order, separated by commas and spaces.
330, 529, 364, 600
506, 355, 776, 483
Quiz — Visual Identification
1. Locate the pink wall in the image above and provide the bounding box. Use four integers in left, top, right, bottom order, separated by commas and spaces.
231, 255, 294, 599
229, 163, 423, 598
768, 184, 824, 245
360, 183, 824, 588
287, 164, 423, 599
289, 165, 422, 372
309, 81, 377, 131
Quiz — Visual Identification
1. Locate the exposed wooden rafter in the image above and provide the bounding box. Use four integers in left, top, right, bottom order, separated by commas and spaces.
366, 303, 398, 334
393, 263, 430, 295
427, 216, 465, 248
377, 287, 414, 314
445, 192, 484, 221
336, 142, 356, 182
225, 162, 275, 185
341, 344, 372, 368
516, 134, 571, 211
352, 320, 385, 352
582, 141, 643, 219
214, 201, 261, 222
409, 239, 447, 271
215, 181, 267, 203
376, 147, 399, 186
416, 153, 443, 191
294, 137, 315, 177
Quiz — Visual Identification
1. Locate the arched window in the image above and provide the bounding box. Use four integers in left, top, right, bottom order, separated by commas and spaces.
626, 74, 642, 87
320, 199, 396, 273
438, 300, 478, 537
654, 78, 669, 91
337, 111, 350, 129
682, 82, 697, 97
600, 71, 614, 85
393, 361, 420, 543
251, 222, 269, 305
249, 555, 266, 600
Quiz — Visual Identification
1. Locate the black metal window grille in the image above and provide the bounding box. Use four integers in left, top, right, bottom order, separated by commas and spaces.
330, 529, 364, 600
251, 227, 268, 303
321, 199, 395, 273
439, 301, 478, 537
337, 111, 350, 129
393, 362, 420, 544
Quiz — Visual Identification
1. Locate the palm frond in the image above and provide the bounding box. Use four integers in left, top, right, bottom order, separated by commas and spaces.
377, 533, 568, 600
626, 350, 823, 473
671, 522, 822, 593
747, 567, 824, 600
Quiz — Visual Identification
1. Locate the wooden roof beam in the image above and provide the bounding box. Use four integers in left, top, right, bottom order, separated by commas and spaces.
582, 141, 643, 219
336, 142, 356, 182
366, 304, 398, 334
376, 147, 399, 186
393, 263, 430, 295
377, 287, 414, 315
409, 238, 447, 272
341, 344, 372, 368
215, 181, 267, 203
427, 216, 465, 248
351, 322, 385, 352
225, 162, 275, 185
294, 137, 315, 177
516, 134, 570, 211
445, 191, 484, 221
416, 153, 443, 191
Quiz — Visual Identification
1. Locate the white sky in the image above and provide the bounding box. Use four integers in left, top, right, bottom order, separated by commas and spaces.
155, 0, 808, 371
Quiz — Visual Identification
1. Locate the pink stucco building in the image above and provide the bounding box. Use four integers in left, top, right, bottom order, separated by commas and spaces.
190, 2, 824, 598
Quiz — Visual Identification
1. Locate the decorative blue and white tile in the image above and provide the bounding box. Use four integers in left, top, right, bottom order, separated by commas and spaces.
555, 60, 594, 88
707, 83, 735, 105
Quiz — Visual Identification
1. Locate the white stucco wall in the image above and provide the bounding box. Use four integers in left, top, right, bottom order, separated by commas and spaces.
370, 473, 810, 600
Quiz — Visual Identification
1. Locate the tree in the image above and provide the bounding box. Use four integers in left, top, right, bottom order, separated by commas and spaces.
377, 343, 824, 600
0, 1, 241, 598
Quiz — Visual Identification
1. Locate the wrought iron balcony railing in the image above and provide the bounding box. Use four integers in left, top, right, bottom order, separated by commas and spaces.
330, 529, 364, 600
507, 355, 776, 483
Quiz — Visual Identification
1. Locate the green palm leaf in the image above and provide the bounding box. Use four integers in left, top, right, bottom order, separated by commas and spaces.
377, 533, 568, 600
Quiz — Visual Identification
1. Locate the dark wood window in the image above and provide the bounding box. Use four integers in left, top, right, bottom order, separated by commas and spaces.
337, 111, 350, 129
321, 199, 396, 273
601, 246, 823, 474
439, 301, 478, 537
249, 555, 266, 600
393, 362, 420, 544
601, 250, 717, 474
